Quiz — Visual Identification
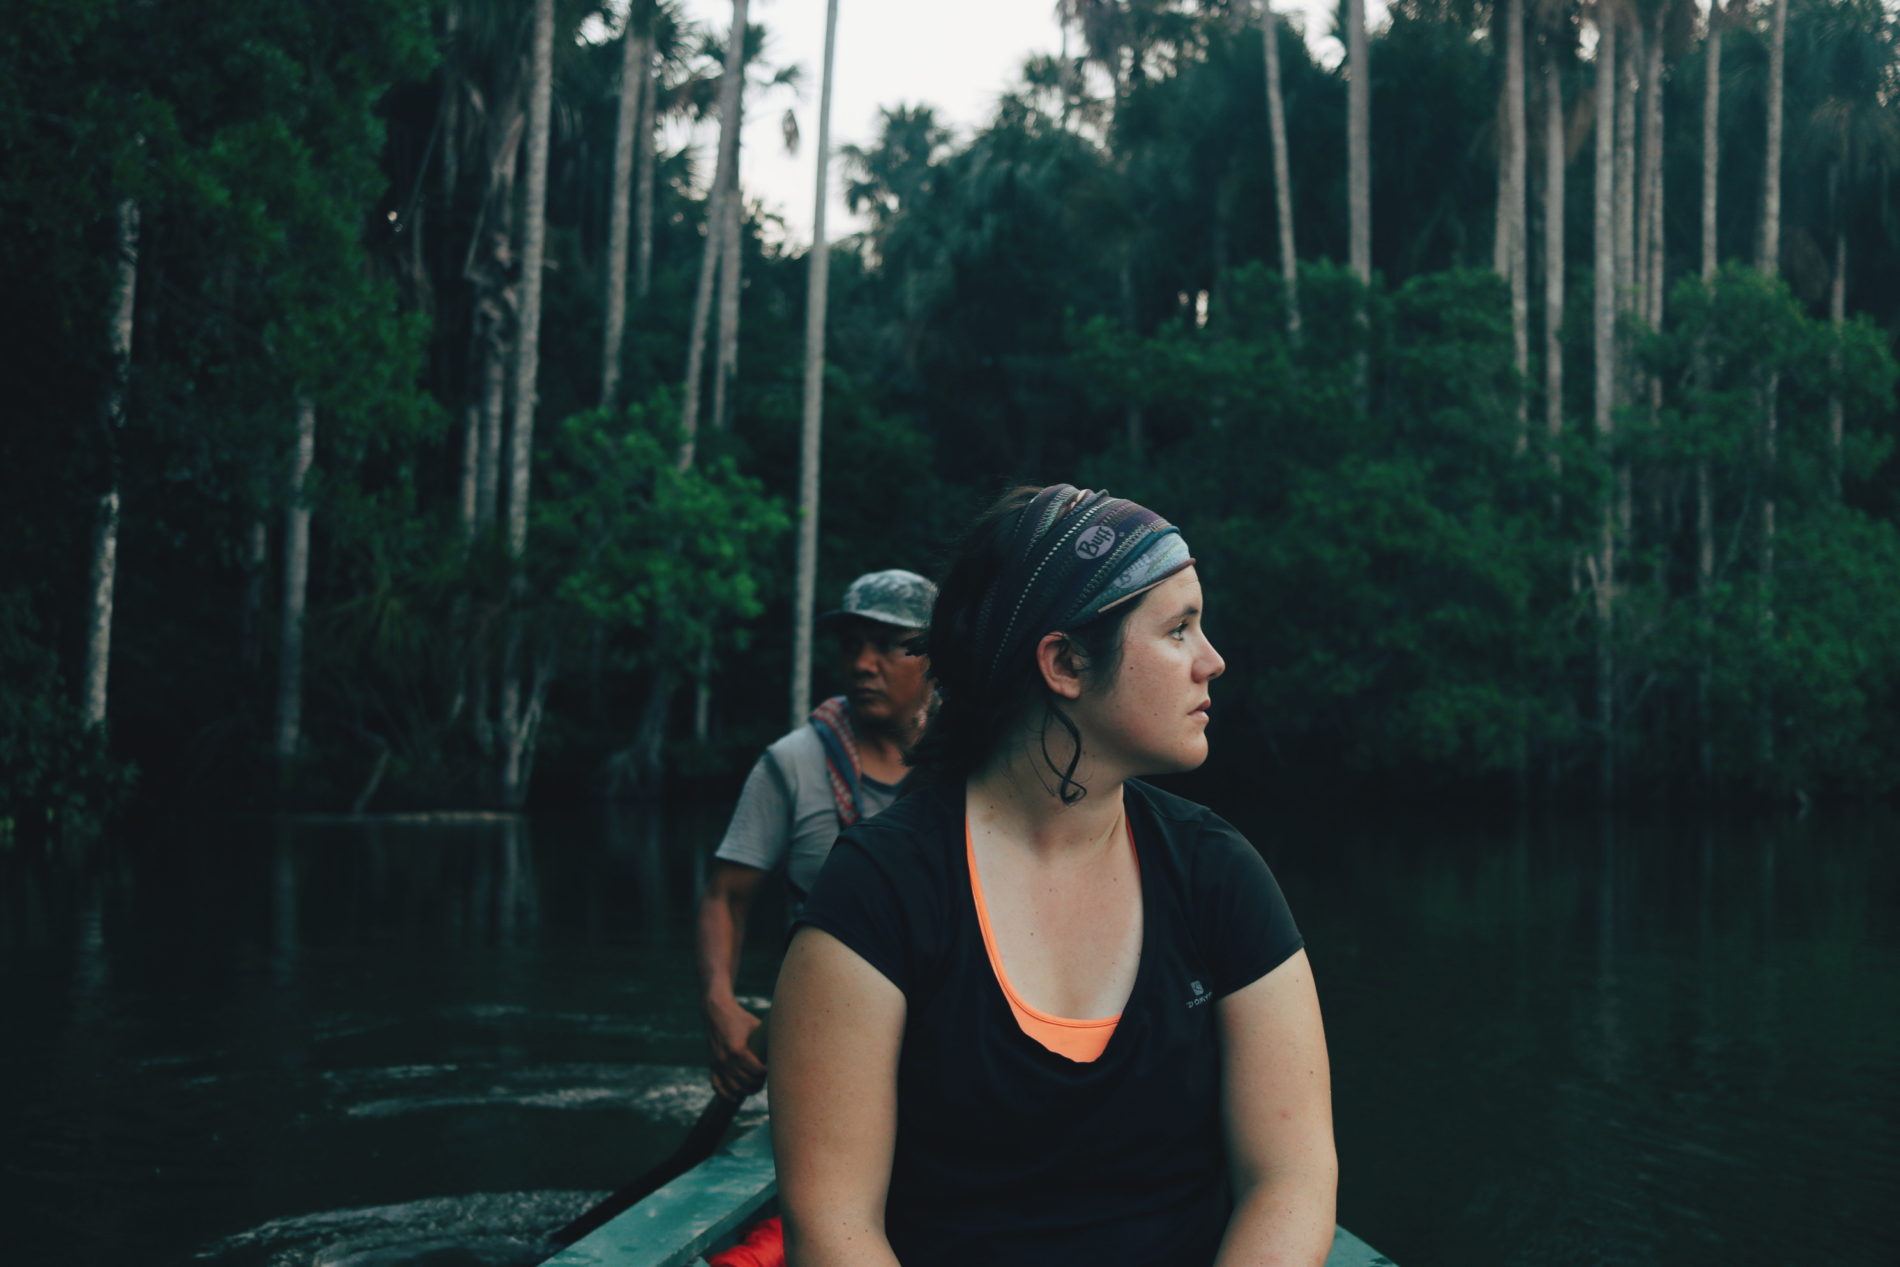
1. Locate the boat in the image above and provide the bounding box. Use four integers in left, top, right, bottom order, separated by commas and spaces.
541, 1121, 1398, 1267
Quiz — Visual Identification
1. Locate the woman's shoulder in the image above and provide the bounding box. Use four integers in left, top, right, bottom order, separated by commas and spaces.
1125, 780, 1274, 895
1125, 779, 1250, 850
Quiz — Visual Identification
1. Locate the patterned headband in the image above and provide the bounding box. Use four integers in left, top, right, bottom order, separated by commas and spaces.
967, 485, 1194, 694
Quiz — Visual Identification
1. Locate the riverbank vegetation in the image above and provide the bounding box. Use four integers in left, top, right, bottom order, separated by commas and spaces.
5, 0, 1898, 838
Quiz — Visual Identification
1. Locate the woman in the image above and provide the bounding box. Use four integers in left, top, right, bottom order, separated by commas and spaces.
771, 485, 1336, 1267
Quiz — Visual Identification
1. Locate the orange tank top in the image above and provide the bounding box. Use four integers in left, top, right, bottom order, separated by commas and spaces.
965, 816, 1137, 1063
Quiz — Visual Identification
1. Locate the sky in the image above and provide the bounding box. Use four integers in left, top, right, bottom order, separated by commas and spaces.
657, 0, 1381, 248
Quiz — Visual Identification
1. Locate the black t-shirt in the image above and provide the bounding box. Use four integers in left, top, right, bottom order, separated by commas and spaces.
793, 777, 1304, 1267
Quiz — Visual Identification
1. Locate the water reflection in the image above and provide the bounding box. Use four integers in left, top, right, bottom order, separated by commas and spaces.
4, 804, 1896, 1266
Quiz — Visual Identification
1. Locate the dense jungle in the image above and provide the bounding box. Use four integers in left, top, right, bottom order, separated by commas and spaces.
6, 0, 1899, 836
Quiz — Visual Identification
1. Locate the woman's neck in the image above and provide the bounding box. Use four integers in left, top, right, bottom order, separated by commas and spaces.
965, 746, 1126, 859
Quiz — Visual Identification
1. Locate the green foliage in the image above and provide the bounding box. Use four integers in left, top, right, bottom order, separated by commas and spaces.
8, 0, 1900, 814
535, 398, 790, 678
0, 596, 136, 843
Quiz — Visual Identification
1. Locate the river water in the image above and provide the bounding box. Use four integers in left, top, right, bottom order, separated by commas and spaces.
2, 795, 1895, 1266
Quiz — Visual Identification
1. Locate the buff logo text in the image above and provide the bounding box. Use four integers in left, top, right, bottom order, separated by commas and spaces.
1075, 524, 1117, 559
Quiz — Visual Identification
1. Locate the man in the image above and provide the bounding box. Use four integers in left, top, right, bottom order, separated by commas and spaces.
695, 568, 936, 1102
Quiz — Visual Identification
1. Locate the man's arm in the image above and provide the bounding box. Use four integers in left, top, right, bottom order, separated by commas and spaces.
1214, 949, 1338, 1267
695, 859, 769, 1101
771, 927, 905, 1267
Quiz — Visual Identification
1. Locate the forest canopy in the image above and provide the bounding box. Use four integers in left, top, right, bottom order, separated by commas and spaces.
5, 0, 1898, 838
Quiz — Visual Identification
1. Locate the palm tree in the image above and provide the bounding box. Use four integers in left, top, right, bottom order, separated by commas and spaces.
1615, 8, 1637, 348
791, 0, 842, 730
1347, 0, 1371, 288
1540, 21, 1565, 487
81, 194, 140, 730
1700, 0, 1722, 284
601, 1, 653, 408
677, 0, 749, 471
1696, 0, 1724, 785
1261, 0, 1298, 337
1496, 0, 1530, 450
274, 396, 315, 767
712, 150, 744, 433
711, 49, 801, 435
1756, 0, 1787, 769
498, 0, 554, 807
1800, 0, 1900, 493
1592, 1, 1618, 801
840, 104, 950, 248
1347, 0, 1371, 407
1760, 0, 1788, 276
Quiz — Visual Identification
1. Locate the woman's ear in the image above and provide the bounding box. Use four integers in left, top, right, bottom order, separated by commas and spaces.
1034, 631, 1087, 700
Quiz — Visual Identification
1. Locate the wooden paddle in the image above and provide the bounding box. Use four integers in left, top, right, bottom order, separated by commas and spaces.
548, 1089, 746, 1247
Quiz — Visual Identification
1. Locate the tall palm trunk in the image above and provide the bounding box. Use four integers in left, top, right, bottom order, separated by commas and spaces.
1615, 12, 1638, 346
1696, 2, 1722, 785
1613, 12, 1638, 568
241, 517, 268, 670
711, 97, 745, 434
457, 399, 480, 537
1261, 2, 1299, 338
1828, 226, 1845, 496
82, 196, 140, 729
499, 0, 554, 808
1504, 0, 1529, 452
1346, 0, 1371, 407
469, 88, 524, 537
1592, 7, 1618, 803
702, 40, 752, 746
1543, 50, 1565, 489
791, 0, 841, 730
601, 14, 650, 408
1759, 0, 1786, 276
677, 0, 749, 471
1756, 0, 1787, 772
274, 396, 316, 768
634, 33, 658, 301
1640, 20, 1664, 335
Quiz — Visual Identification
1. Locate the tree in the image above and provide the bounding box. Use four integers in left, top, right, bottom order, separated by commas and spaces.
1348, 0, 1372, 406
497, 0, 556, 807
1262, 1, 1299, 337
1696, 0, 1725, 784
1592, 2, 1618, 800
1496, 0, 1530, 451
1539, 14, 1566, 487
81, 195, 140, 731
601, 1, 653, 408
792, 0, 843, 729
1797, 0, 1900, 492
1757, 0, 1788, 767
1347, 0, 1372, 286
274, 397, 316, 768
677, 0, 750, 469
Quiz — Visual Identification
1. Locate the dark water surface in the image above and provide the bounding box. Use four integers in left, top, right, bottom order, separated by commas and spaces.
2, 799, 1895, 1266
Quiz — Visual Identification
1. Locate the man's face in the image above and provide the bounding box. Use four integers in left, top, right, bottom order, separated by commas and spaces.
833, 619, 931, 728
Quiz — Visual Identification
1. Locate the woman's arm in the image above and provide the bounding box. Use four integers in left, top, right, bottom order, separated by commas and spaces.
1213, 949, 1338, 1267
771, 926, 907, 1267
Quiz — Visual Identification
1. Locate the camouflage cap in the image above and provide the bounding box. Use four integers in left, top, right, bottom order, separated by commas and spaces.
819, 568, 937, 631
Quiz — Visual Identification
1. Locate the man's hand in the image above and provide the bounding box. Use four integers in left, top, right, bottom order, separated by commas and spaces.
706, 996, 767, 1102
696, 860, 770, 1102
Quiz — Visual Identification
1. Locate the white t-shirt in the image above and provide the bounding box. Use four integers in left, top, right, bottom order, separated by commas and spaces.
711, 724, 900, 918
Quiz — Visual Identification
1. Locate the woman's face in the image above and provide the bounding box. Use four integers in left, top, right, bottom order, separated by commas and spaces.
1069, 567, 1225, 777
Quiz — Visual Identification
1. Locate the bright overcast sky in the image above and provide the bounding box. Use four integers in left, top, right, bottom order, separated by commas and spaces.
663, 0, 1380, 248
